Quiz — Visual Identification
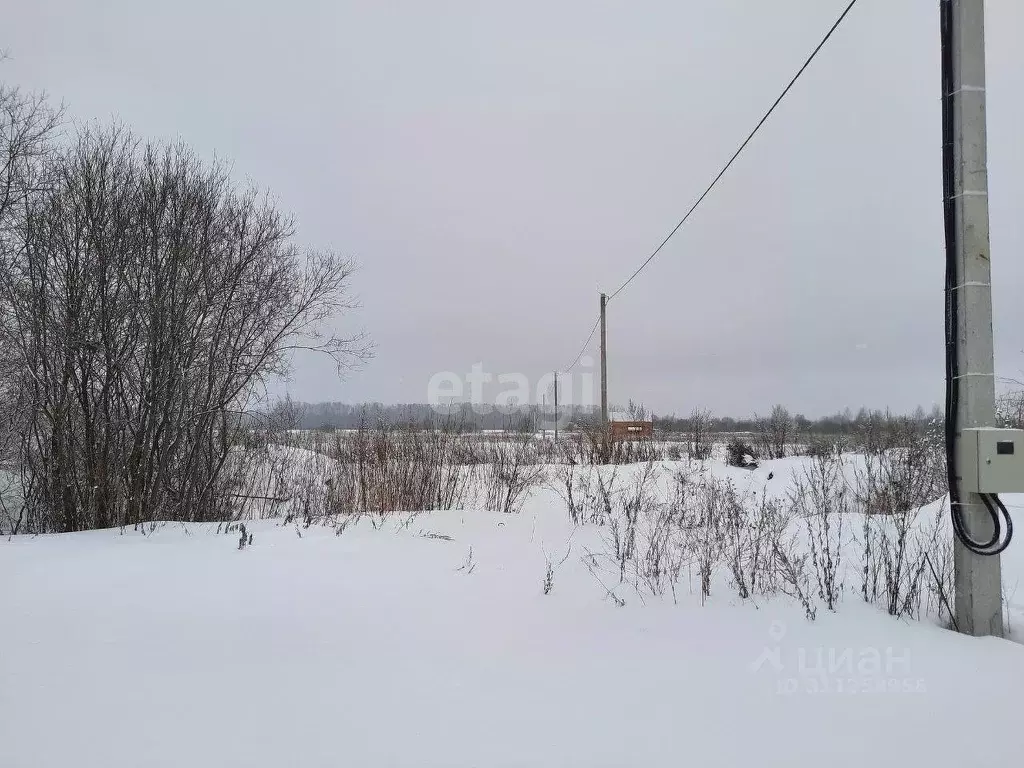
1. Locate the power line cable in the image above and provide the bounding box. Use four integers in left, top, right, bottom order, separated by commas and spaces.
552, 0, 859, 391
560, 314, 601, 373
607, 0, 860, 302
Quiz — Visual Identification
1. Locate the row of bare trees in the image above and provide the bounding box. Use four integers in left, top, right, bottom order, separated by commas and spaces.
0, 84, 366, 532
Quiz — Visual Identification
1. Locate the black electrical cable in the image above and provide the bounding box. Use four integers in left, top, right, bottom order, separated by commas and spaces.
607, 0, 860, 302
553, 1, 861, 385
561, 315, 601, 373
940, 0, 1012, 556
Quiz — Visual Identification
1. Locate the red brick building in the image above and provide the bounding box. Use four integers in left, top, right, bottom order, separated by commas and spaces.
609, 419, 654, 441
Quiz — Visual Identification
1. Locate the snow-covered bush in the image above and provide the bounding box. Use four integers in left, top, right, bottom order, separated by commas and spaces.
725, 437, 758, 468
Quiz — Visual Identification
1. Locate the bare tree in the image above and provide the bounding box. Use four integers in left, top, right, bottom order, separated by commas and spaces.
0, 82, 60, 224
0, 83, 61, 532
757, 404, 793, 460
627, 399, 648, 421
687, 407, 713, 461
0, 123, 369, 532
997, 386, 1024, 430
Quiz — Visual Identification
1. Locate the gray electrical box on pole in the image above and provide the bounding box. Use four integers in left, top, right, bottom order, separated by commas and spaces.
944, 0, 1003, 637
957, 428, 1024, 494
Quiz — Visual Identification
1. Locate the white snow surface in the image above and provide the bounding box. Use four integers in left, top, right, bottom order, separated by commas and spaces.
4, 457, 1024, 767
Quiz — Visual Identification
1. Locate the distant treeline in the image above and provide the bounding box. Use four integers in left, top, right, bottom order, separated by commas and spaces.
654, 405, 943, 436
292, 402, 597, 432
291, 401, 943, 436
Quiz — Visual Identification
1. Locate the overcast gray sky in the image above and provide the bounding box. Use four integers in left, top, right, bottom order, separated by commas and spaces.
4, 0, 1023, 417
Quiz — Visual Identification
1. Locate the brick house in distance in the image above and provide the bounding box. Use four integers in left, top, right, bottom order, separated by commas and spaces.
608, 411, 654, 441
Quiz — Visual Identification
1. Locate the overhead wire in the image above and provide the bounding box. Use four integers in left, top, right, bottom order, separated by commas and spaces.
559, 314, 601, 374
606, 0, 860, 302
550, 0, 861, 419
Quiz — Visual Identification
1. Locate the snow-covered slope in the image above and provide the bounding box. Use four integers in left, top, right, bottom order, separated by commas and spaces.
3, 461, 1024, 767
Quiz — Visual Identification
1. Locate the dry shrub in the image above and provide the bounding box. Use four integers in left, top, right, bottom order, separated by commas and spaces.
790, 454, 848, 611
479, 432, 546, 514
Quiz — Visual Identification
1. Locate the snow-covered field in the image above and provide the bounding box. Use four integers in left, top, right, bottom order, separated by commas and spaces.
3, 456, 1024, 767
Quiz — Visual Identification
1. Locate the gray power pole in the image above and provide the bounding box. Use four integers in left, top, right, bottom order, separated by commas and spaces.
946, 0, 1003, 637
553, 372, 559, 442
600, 293, 608, 433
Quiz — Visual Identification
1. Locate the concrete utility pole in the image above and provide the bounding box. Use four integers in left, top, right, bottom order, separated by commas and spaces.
553, 372, 559, 442
600, 293, 608, 433
946, 0, 1003, 637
